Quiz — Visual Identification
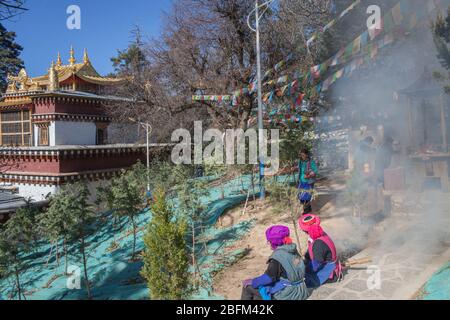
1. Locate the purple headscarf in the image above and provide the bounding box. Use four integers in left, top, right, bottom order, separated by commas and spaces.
266, 225, 291, 250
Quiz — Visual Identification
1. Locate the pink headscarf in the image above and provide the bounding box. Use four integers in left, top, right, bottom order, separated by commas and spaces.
299, 214, 321, 233
308, 224, 325, 240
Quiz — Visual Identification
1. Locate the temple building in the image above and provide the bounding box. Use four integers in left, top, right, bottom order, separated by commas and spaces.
0, 48, 156, 203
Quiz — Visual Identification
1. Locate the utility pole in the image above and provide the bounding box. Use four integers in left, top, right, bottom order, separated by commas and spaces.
248, 0, 276, 200
129, 118, 152, 193
145, 123, 150, 193
255, 0, 265, 200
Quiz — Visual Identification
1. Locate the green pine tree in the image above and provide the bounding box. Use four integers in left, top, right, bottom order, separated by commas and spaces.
204, 157, 227, 199
49, 183, 100, 300
0, 204, 38, 300
38, 189, 76, 275
111, 26, 148, 76
141, 188, 191, 300
432, 7, 450, 93
99, 162, 147, 261
174, 165, 210, 288
0, 23, 23, 93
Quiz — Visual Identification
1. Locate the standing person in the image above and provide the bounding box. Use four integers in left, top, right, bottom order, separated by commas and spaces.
241, 226, 309, 301
354, 136, 375, 173
298, 149, 319, 215
375, 136, 394, 187
299, 214, 343, 288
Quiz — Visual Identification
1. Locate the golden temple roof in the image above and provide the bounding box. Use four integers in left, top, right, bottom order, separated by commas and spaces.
4, 47, 125, 96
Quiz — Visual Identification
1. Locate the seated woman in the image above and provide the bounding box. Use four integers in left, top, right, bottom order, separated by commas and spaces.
241, 225, 309, 301
299, 214, 343, 288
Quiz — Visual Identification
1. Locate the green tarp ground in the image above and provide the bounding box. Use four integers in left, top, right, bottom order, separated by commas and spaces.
418, 262, 450, 300
0, 175, 263, 300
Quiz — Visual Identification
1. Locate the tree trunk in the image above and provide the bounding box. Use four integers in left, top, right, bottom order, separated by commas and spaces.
131, 216, 137, 261
191, 221, 197, 288
287, 190, 303, 256
113, 216, 118, 243
251, 170, 256, 202
81, 238, 92, 300
55, 241, 60, 266
46, 242, 54, 267
220, 184, 225, 200
14, 267, 21, 301
64, 238, 68, 275
292, 218, 303, 256
201, 224, 208, 256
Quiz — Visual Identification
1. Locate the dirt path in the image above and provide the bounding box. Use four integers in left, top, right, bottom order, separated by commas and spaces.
213, 172, 359, 299
212, 202, 299, 299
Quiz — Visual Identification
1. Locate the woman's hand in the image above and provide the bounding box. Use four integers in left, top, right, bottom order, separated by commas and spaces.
305, 172, 316, 179
242, 279, 253, 288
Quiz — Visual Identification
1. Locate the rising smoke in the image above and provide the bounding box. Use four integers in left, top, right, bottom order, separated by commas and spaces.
315, 0, 450, 259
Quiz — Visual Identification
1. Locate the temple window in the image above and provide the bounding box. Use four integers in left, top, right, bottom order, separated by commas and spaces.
37, 123, 50, 146
0, 110, 32, 147
96, 123, 108, 145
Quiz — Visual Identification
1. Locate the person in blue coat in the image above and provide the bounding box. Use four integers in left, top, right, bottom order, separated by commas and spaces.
298, 149, 318, 215
241, 226, 309, 300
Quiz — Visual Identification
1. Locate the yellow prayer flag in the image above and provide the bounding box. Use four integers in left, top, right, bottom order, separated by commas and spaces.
352, 35, 361, 55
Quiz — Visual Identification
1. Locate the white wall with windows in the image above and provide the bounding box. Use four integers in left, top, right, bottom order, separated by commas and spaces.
31, 121, 143, 147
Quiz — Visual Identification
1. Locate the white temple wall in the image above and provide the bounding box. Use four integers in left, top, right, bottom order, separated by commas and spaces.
54, 121, 97, 146
5, 179, 111, 203
49, 122, 56, 146
8, 183, 60, 202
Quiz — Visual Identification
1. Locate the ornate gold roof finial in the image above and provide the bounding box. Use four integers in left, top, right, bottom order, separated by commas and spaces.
83, 48, 90, 64
69, 46, 76, 65
56, 52, 62, 67
49, 60, 60, 91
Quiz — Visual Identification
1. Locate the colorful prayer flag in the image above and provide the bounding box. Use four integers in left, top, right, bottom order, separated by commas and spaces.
360, 30, 369, 48
384, 11, 395, 33
370, 43, 378, 59
322, 19, 335, 32
344, 43, 354, 61
392, 3, 403, 25
352, 35, 362, 55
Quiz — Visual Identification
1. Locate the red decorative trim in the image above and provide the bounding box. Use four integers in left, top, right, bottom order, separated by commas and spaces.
0, 169, 124, 186
0, 145, 147, 159
32, 113, 110, 123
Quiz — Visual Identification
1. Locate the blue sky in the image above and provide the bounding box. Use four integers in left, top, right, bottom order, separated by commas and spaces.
3, 0, 173, 76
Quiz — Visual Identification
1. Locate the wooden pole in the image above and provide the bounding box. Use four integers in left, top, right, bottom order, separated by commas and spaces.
343, 257, 372, 267
407, 97, 415, 149
440, 94, 448, 153
241, 187, 251, 216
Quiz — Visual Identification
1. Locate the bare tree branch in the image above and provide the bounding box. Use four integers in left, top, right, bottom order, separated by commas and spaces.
0, 0, 27, 21
107, 0, 332, 138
